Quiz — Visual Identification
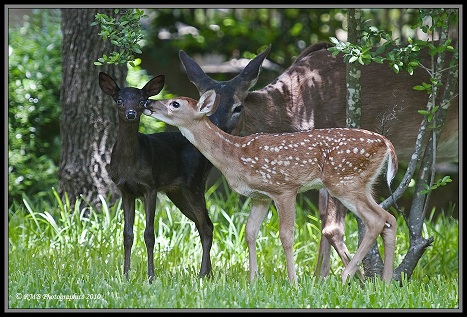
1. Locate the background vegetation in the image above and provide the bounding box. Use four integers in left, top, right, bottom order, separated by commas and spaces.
7, 7, 460, 310
8, 9, 62, 205
9, 8, 444, 206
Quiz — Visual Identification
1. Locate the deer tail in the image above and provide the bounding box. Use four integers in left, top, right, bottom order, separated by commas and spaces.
385, 138, 398, 187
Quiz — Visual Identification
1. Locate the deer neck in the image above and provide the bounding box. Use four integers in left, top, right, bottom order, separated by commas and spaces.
113, 120, 141, 159
178, 118, 242, 175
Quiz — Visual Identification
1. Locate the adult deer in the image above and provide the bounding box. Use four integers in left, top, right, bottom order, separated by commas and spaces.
99, 72, 216, 282
143, 90, 399, 284
178, 42, 458, 278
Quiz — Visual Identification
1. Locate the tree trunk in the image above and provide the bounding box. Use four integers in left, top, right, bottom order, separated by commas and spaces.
58, 8, 127, 211
345, 8, 386, 278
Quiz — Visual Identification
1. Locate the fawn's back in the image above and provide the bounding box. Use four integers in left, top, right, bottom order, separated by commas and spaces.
230, 128, 397, 197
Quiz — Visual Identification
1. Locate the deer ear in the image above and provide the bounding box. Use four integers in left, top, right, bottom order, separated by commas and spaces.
179, 50, 215, 94
197, 90, 219, 116
234, 44, 272, 90
143, 74, 165, 98
99, 72, 120, 98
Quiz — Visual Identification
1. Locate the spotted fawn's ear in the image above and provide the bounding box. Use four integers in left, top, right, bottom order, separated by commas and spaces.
197, 90, 220, 116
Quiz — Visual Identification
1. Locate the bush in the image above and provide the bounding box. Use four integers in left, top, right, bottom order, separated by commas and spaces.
8, 9, 62, 206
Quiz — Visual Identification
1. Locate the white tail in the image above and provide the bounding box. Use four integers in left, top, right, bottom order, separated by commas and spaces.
144, 90, 398, 284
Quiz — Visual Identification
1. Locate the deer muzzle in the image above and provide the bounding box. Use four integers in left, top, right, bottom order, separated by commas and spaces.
125, 110, 137, 121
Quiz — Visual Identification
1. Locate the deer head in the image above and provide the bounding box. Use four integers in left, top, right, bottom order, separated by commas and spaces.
99, 72, 165, 123
179, 45, 271, 133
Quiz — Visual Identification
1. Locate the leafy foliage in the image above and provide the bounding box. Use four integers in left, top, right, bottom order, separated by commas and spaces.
8, 9, 62, 206
328, 9, 456, 75
92, 8, 148, 67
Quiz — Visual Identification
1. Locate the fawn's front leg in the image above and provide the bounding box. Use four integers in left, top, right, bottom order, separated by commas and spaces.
122, 195, 136, 280
245, 198, 271, 282
274, 193, 298, 284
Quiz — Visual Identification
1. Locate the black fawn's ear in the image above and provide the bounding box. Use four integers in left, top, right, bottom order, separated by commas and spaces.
142, 74, 166, 99
179, 50, 214, 95
98, 72, 120, 99
197, 90, 220, 116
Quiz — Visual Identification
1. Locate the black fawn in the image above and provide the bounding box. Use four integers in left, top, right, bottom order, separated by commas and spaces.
143, 90, 398, 284
179, 42, 458, 278
100, 72, 217, 282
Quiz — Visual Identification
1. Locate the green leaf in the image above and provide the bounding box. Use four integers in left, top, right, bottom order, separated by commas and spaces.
442, 176, 453, 183
331, 50, 340, 56
329, 37, 339, 45
373, 57, 384, 64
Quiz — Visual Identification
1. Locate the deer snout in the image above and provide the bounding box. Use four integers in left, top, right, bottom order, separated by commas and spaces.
144, 99, 153, 109
143, 100, 156, 116
125, 109, 138, 121
143, 100, 165, 113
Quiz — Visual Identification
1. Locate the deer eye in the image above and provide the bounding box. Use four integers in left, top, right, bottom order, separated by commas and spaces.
233, 104, 243, 113
172, 101, 180, 108
139, 100, 146, 107
116, 99, 123, 106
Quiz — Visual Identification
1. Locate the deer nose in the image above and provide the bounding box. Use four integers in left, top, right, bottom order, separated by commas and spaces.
144, 100, 152, 109
126, 110, 137, 120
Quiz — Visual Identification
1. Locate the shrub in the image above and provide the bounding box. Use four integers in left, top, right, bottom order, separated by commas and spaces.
8, 9, 62, 206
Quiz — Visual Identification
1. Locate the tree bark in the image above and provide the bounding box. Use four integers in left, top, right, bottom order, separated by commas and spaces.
345, 8, 385, 279
58, 8, 127, 211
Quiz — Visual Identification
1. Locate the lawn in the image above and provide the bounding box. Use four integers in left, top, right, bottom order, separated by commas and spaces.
7, 183, 459, 311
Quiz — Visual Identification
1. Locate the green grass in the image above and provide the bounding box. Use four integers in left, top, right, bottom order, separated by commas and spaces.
7, 182, 459, 310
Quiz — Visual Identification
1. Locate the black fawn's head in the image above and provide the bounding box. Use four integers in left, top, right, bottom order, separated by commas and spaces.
143, 90, 220, 128
99, 72, 165, 123
178, 45, 271, 133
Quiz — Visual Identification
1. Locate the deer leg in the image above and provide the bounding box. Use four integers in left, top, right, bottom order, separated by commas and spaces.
122, 195, 136, 281
314, 189, 332, 278
324, 196, 365, 281
315, 189, 364, 280
380, 212, 397, 281
274, 193, 299, 284
245, 198, 271, 283
143, 190, 158, 283
341, 196, 391, 283
167, 188, 214, 278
